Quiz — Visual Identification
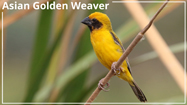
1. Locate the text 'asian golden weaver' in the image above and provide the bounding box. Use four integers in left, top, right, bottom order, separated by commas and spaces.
81, 12, 147, 102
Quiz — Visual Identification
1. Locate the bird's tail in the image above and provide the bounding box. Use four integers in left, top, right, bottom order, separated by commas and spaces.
129, 81, 147, 102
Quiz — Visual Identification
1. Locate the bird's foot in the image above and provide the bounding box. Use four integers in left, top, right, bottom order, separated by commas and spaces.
111, 62, 122, 76
98, 78, 110, 92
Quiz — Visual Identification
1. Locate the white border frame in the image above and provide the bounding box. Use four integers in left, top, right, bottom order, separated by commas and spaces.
1, 1, 186, 104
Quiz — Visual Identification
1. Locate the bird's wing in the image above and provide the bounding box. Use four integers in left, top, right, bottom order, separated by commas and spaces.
110, 31, 125, 52
110, 31, 132, 74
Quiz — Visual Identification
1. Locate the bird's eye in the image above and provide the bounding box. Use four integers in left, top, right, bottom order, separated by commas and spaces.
92, 18, 97, 22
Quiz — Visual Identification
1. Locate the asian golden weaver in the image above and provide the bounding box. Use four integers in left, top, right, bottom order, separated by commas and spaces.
81, 12, 147, 102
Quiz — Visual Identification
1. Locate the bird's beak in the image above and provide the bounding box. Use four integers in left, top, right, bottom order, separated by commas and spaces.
81, 17, 92, 26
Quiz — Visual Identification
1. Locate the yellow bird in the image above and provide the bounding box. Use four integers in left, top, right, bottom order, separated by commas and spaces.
81, 12, 147, 102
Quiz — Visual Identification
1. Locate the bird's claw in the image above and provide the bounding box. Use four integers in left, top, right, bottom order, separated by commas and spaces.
98, 78, 110, 92
111, 62, 122, 76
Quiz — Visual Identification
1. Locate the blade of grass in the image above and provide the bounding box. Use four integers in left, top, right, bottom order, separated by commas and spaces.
33, 0, 74, 102
131, 42, 186, 65
57, 11, 77, 74
46, 10, 78, 102
53, 0, 68, 37
32, 7, 77, 102
55, 51, 97, 91
24, 1, 54, 102
45, 1, 80, 90
33, 9, 74, 100
69, 25, 87, 54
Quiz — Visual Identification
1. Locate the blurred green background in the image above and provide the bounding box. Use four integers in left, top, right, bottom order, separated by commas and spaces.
1, 0, 185, 104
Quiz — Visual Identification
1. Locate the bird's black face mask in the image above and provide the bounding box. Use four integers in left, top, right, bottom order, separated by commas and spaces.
81, 17, 102, 32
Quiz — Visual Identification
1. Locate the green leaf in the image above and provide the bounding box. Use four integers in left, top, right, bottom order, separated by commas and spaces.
24, 1, 54, 102
32, 8, 76, 103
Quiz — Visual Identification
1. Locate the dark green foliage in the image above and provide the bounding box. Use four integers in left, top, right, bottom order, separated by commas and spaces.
24, 1, 55, 102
